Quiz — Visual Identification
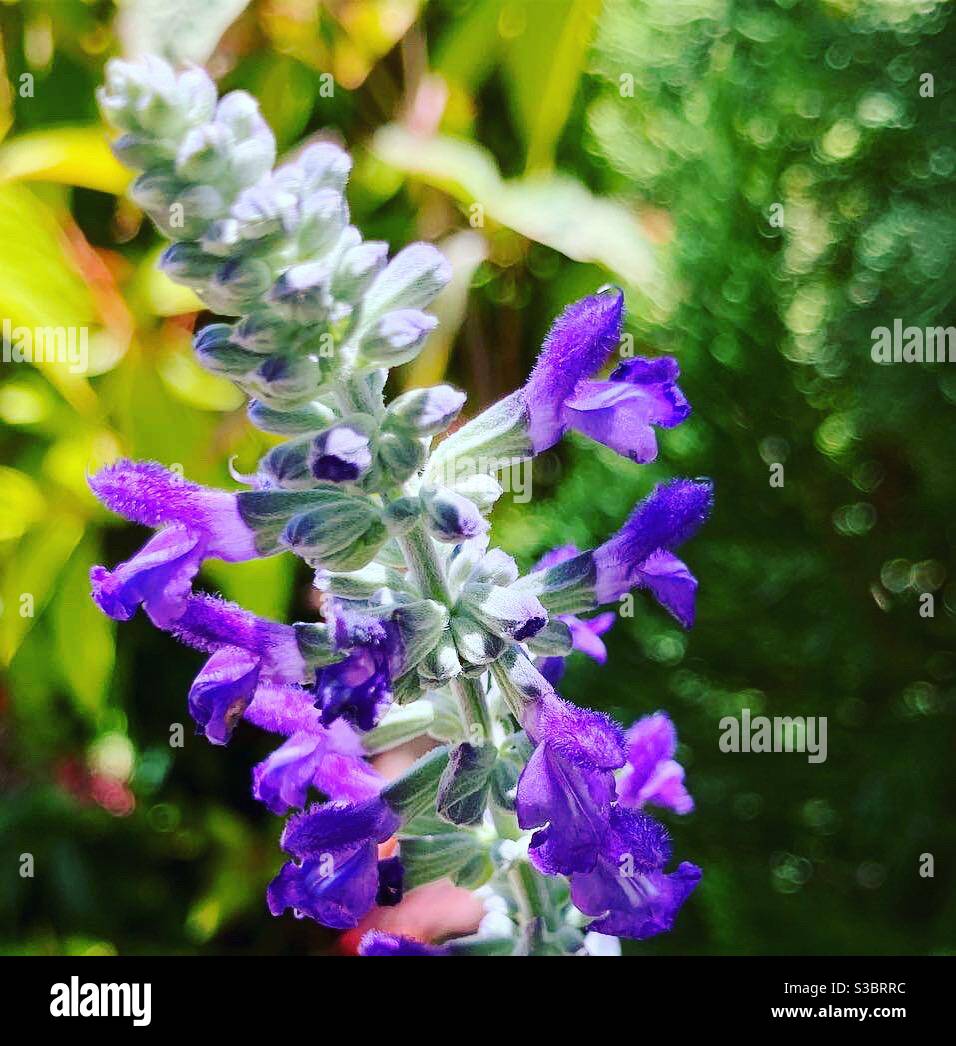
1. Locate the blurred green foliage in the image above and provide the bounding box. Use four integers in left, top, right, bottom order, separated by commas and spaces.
1, 0, 953, 954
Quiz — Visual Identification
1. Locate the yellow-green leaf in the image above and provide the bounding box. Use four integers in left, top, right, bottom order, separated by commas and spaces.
0, 126, 130, 195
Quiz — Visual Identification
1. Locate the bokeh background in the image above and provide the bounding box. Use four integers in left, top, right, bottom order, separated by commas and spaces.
1, 0, 955, 955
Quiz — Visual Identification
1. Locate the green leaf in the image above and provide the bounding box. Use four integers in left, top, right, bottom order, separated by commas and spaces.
0, 127, 130, 194
0, 184, 98, 411
0, 513, 84, 665
434, 0, 504, 91
52, 537, 116, 719
398, 831, 488, 891
381, 744, 449, 821
117, 0, 253, 64
372, 126, 669, 304
501, 0, 603, 172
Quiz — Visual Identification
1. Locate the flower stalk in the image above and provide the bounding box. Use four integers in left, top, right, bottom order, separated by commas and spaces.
89, 55, 714, 956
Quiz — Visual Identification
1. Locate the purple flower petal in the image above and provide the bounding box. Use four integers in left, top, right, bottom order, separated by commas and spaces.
634, 550, 699, 627
267, 843, 380, 929
516, 743, 616, 875
515, 692, 625, 875
560, 385, 654, 461
253, 731, 328, 813
170, 593, 307, 682
252, 727, 382, 813
569, 806, 699, 939
310, 422, 374, 482
564, 612, 616, 664
359, 931, 448, 956
522, 692, 625, 771
619, 712, 694, 814
244, 683, 325, 736
536, 656, 566, 686
188, 646, 261, 745
534, 544, 580, 571
280, 795, 399, 860
315, 611, 403, 731
562, 355, 690, 462
268, 795, 401, 928
312, 750, 383, 802
90, 524, 202, 627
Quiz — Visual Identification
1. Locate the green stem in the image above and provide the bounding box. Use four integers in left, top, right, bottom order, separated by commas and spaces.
394, 519, 493, 741
508, 860, 551, 926
396, 521, 452, 605
450, 675, 493, 743
335, 373, 383, 418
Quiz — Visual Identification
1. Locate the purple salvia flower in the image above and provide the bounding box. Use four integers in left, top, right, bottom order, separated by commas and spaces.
90, 525, 204, 628
515, 690, 625, 876
565, 612, 617, 663
246, 686, 382, 810
618, 711, 694, 815
168, 595, 311, 743
358, 931, 448, 956
88, 459, 260, 627
421, 486, 490, 544
243, 681, 331, 735
267, 795, 401, 929
88, 460, 256, 550
521, 288, 625, 453
538, 612, 616, 686
95, 53, 715, 953
314, 608, 404, 731
254, 732, 365, 811
593, 478, 713, 625
569, 805, 701, 939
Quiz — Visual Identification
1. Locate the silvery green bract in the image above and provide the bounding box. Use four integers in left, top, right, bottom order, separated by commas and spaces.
90, 56, 713, 956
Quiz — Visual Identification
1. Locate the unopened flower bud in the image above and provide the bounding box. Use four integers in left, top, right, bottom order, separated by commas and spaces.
267, 260, 333, 323
450, 611, 507, 668
201, 257, 275, 314
420, 486, 489, 544
358, 309, 437, 367
309, 417, 376, 482
384, 385, 466, 437
331, 240, 389, 302
391, 599, 450, 676
193, 323, 260, 377
247, 353, 323, 408
459, 581, 547, 642
361, 243, 451, 319
282, 499, 386, 570
376, 430, 426, 483
248, 398, 336, 435
382, 497, 422, 537
257, 437, 319, 489
295, 188, 349, 257
159, 240, 220, 288
231, 178, 298, 241
418, 631, 463, 688
232, 310, 292, 353
436, 742, 498, 826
